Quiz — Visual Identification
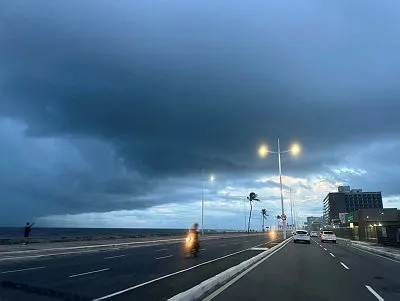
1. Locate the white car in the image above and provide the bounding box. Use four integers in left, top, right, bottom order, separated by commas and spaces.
293, 230, 310, 244
310, 231, 318, 237
320, 231, 337, 243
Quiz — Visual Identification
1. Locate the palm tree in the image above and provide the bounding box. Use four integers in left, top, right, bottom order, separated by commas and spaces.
247, 198, 253, 233
247, 193, 260, 233
261, 209, 268, 231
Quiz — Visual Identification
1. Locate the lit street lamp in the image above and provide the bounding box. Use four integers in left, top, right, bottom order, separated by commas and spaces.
258, 138, 301, 239
201, 170, 215, 236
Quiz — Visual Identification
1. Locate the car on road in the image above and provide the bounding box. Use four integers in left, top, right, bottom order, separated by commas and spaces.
320, 231, 337, 243
310, 231, 318, 237
293, 230, 310, 244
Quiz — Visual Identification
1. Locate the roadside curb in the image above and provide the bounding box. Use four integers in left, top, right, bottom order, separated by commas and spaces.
168, 237, 292, 301
337, 238, 400, 261
349, 242, 400, 261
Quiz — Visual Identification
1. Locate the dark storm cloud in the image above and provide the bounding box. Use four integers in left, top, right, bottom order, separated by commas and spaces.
1, 1, 400, 223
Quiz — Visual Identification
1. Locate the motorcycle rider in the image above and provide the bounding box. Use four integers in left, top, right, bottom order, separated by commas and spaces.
189, 222, 200, 251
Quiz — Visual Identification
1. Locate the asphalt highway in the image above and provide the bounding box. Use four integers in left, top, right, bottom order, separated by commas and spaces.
207, 237, 400, 301
0, 232, 281, 301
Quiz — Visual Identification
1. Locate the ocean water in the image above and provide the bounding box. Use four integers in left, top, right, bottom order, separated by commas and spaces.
0, 227, 228, 239
0, 227, 194, 239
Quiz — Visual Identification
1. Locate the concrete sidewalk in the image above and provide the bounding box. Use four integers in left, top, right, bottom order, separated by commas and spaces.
338, 237, 400, 261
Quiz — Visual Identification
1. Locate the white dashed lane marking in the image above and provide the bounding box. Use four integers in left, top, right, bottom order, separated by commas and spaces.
365, 285, 384, 301
340, 262, 350, 270
155, 255, 173, 260
69, 268, 110, 278
1, 266, 45, 274
104, 255, 125, 260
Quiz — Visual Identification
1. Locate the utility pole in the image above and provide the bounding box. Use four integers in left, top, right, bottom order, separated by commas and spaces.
277, 138, 286, 239
201, 169, 204, 236
243, 197, 247, 232
293, 196, 297, 229
290, 187, 294, 230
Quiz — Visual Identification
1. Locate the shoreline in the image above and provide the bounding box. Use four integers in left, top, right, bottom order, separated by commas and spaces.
0, 230, 246, 245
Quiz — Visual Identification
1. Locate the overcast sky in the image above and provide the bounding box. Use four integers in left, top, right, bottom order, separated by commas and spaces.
1, 1, 400, 229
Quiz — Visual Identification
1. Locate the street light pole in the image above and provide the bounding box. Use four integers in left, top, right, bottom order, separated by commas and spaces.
290, 187, 294, 230
243, 197, 247, 232
293, 197, 297, 229
277, 138, 286, 239
201, 173, 204, 236
258, 139, 300, 239
201, 171, 215, 236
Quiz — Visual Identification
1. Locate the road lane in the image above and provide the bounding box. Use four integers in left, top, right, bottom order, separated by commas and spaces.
314, 238, 400, 300
0, 233, 280, 300
97, 248, 270, 301
1, 266, 46, 275
0, 233, 273, 280
210, 239, 376, 301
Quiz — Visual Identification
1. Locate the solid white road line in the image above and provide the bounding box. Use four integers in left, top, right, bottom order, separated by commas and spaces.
93, 239, 279, 301
104, 255, 126, 260
0, 249, 102, 261
203, 239, 291, 301
155, 255, 173, 260
69, 268, 110, 278
349, 245, 400, 264
1, 266, 45, 274
340, 262, 350, 270
323, 248, 327, 251
155, 248, 168, 252
365, 285, 384, 301
250, 247, 269, 251
330, 253, 335, 258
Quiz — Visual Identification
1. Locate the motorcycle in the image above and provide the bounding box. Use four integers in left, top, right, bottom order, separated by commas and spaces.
184, 232, 199, 258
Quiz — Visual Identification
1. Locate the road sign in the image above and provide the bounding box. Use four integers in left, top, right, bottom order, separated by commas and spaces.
346, 214, 354, 222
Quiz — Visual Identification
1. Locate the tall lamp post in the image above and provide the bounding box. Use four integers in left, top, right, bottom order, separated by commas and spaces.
201, 170, 215, 236
290, 187, 293, 230
258, 138, 301, 239
286, 187, 297, 230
